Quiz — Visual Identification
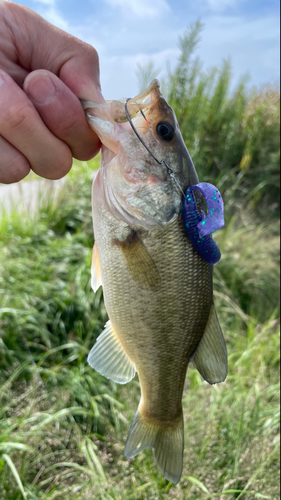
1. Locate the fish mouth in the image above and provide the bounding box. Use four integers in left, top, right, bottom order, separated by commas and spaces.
81, 79, 161, 125
81, 79, 165, 180
129, 79, 160, 103
123, 79, 161, 114
82, 81, 184, 229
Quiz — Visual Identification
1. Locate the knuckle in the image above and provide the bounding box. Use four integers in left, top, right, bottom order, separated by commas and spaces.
41, 148, 72, 180
75, 139, 100, 162
81, 40, 98, 59
88, 45, 99, 65
57, 111, 79, 135
83, 42, 100, 68
58, 149, 73, 176
0, 100, 35, 133
0, 152, 30, 183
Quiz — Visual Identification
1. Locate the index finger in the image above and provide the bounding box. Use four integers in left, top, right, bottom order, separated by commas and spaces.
3, 2, 105, 103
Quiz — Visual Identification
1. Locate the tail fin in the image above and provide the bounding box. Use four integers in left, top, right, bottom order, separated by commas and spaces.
124, 409, 184, 484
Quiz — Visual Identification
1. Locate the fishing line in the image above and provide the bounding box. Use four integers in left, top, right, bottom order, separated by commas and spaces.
125, 99, 185, 197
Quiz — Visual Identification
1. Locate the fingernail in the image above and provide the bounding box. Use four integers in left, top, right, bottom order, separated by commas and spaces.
26, 75, 56, 104
96, 86, 106, 103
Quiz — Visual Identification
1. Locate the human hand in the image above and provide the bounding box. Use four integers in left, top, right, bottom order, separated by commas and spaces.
0, 1, 103, 183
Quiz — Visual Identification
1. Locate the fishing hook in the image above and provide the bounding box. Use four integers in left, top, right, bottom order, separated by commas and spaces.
125, 99, 185, 197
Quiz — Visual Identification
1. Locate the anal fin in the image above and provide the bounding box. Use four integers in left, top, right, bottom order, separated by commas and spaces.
87, 320, 136, 384
192, 305, 227, 384
91, 243, 102, 292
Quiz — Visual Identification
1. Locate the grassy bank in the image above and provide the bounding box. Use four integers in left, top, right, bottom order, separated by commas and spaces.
0, 162, 279, 499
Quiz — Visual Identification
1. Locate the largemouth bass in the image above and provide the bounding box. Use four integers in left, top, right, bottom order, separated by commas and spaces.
82, 80, 227, 484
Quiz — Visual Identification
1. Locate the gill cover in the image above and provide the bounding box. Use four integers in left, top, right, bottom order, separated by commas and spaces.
182, 183, 224, 264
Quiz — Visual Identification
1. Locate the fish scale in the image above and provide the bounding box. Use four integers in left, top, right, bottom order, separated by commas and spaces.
96, 202, 212, 422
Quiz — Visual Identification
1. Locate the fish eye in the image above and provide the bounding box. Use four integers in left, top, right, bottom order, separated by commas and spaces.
156, 121, 175, 142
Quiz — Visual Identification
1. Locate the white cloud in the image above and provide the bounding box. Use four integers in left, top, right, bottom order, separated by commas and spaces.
105, 0, 170, 18
68, 10, 280, 99
41, 6, 68, 30
17, 0, 280, 100
31, 0, 69, 31
98, 48, 179, 99
198, 15, 280, 88
206, 0, 243, 12
33, 0, 69, 30
34, 0, 56, 5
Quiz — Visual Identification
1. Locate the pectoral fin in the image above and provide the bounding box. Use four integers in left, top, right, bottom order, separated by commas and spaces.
87, 320, 136, 384
115, 230, 160, 290
91, 243, 102, 292
192, 305, 227, 384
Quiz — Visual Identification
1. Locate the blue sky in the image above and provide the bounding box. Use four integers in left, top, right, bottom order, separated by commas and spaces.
15, 0, 280, 100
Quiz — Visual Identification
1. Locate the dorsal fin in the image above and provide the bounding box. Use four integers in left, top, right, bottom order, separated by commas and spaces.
192, 305, 227, 384
87, 320, 136, 384
91, 243, 102, 292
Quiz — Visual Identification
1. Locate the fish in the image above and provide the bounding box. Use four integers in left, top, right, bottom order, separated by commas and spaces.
82, 80, 227, 484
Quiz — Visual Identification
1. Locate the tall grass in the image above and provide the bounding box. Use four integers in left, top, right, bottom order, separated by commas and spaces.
138, 21, 280, 221
0, 25, 280, 500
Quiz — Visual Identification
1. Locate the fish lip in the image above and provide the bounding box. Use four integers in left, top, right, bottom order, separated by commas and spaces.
81, 79, 161, 130
81, 77, 159, 111
110, 80, 161, 124
129, 79, 160, 104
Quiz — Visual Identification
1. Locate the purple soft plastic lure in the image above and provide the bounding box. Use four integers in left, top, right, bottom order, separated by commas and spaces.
182, 183, 224, 265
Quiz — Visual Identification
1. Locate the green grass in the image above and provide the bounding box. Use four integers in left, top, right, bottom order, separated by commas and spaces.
139, 22, 280, 221
0, 166, 279, 499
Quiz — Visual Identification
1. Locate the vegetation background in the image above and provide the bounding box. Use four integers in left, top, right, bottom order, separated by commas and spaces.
0, 23, 280, 500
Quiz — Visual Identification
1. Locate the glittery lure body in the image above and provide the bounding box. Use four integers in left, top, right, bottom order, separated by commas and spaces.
182, 183, 224, 265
